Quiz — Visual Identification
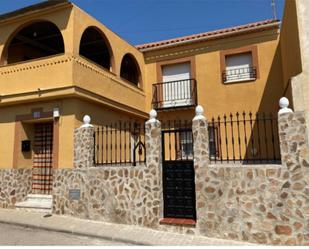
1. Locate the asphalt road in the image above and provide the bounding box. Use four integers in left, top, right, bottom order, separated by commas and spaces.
0, 223, 130, 246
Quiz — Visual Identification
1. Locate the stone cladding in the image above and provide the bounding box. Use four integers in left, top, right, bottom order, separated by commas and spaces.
0, 169, 32, 208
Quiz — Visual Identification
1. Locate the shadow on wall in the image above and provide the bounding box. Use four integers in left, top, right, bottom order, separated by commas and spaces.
243, 44, 285, 162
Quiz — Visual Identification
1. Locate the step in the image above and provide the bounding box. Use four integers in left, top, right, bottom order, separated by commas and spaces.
15, 194, 53, 214
26, 194, 52, 201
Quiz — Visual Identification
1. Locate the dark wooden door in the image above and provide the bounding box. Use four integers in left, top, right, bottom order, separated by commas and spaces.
32, 123, 53, 194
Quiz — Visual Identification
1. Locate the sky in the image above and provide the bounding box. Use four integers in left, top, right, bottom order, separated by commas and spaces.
0, 0, 285, 45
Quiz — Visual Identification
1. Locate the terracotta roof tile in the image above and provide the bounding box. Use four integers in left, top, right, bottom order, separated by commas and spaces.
136, 19, 279, 51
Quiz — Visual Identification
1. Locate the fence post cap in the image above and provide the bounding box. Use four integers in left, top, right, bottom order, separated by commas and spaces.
279, 97, 293, 115
81, 115, 93, 128
149, 109, 157, 121
194, 105, 206, 120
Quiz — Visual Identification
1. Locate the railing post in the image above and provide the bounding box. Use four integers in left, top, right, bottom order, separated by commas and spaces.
192, 105, 210, 231
145, 109, 162, 223
74, 115, 95, 169
145, 110, 161, 168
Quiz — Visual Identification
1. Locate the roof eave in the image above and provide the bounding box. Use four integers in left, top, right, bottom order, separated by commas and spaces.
138, 21, 280, 53
0, 0, 73, 24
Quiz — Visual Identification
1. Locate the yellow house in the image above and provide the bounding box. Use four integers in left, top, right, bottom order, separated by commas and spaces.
0, 0, 298, 191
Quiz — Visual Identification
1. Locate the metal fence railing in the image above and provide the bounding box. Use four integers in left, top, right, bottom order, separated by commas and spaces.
152, 79, 197, 110
222, 66, 257, 83
208, 112, 281, 164
93, 121, 145, 166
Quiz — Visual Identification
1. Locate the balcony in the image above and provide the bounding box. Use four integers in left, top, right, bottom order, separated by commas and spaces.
222, 66, 257, 83
152, 79, 197, 110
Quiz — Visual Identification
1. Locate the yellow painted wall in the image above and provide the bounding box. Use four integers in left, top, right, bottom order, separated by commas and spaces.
144, 28, 284, 121
0, 100, 75, 169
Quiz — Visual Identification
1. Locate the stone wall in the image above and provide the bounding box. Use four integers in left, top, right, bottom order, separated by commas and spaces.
194, 111, 309, 245
52, 109, 309, 245
53, 166, 161, 227
52, 115, 162, 228
0, 169, 32, 208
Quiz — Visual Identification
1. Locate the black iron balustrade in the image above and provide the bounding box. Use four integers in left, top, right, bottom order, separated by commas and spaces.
152, 78, 197, 110
209, 111, 281, 164
222, 66, 257, 83
93, 121, 146, 166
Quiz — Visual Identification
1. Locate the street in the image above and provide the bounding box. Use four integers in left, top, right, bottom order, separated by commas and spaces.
0, 223, 130, 246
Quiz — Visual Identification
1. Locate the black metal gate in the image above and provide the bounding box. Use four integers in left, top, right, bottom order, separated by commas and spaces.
162, 121, 196, 220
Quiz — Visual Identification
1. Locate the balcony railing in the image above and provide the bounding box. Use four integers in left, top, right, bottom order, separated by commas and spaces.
152, 78, 197, 110
222, 66, 257, 83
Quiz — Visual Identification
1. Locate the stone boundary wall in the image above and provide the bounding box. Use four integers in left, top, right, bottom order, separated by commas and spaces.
53, 166, 161, 227
52, 109, 309, 245
194, 111, 309, 245
0, 169, 32, 208
53, 116, 162, 228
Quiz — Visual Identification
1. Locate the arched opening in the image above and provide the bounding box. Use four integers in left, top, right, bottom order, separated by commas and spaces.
120, 54, 141, 86
79, 27, 112, 71
5, 21, 64, 65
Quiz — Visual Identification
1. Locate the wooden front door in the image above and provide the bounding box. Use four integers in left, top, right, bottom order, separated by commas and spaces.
32, 123, 53, 194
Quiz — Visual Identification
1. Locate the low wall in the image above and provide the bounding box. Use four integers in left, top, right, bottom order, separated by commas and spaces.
53, 166, 161, 227
0, 169, 32, 208
197, 165, 309, 245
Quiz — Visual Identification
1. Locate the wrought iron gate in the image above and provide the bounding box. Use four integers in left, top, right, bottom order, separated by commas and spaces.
32, 123, 53, 194
162, 121, 196, 220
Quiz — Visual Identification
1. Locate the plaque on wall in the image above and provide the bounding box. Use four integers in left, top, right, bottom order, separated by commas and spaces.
69, 189, 81, 200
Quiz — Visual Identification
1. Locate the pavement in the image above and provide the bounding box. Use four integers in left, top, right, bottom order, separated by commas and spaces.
0, 209, 256, 246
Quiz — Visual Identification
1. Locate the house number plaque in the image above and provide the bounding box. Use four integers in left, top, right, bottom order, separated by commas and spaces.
69, 189, 81, 200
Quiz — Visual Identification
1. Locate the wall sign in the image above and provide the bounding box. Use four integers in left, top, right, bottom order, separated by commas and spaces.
69, 189, 81, 200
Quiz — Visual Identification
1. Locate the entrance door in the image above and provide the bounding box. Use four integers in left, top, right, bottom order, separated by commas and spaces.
162, 124, 196, 220
32, 123, 53, 194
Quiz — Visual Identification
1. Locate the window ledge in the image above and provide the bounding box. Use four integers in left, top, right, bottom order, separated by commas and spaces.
159, 218, 196, 226
224, 78, 256, 84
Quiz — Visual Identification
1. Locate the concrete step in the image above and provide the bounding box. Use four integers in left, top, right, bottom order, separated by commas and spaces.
15, 194, 52, 214
26, 194, 52, 202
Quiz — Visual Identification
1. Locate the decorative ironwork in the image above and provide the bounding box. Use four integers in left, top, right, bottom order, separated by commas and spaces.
93, 121, 146, 166
209, 112, 281, 164
161, 120, 196, 220
152, 79, 197, 110
222, 66, 257, 83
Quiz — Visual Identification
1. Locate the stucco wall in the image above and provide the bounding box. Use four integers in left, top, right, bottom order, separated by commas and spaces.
144, 28, 284, 120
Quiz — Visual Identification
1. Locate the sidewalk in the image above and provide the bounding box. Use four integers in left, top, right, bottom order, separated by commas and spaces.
0, 209, 255, 246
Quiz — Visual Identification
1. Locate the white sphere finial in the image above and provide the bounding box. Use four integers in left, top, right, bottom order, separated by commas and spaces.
193, 105, 206, 120
279, 97, 289, 109
150, 109, 157, 119
278, 97, 293, 115
147, 109, 158, 123
195, 105, 204, 116
81, 115, 93, 127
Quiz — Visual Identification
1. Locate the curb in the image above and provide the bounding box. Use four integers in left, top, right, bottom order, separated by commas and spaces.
0, 215, 149, 245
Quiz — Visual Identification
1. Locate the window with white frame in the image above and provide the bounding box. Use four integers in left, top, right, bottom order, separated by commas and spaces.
162, 63, 192, 108
223, 52, 256, 83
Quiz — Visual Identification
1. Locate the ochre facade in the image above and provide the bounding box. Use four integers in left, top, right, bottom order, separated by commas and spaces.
0, 0, 303, 169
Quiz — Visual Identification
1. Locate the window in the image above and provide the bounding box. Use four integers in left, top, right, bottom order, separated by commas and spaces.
161, 63, 192, 108
220, 45, 259, 84
180, 131, 193, 159
208, 125, 219, 159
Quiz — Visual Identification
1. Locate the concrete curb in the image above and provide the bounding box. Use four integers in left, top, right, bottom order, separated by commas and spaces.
0, 209, 256, 246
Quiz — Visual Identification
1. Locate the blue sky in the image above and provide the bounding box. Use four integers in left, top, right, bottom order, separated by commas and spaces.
0, 0, 285, 45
